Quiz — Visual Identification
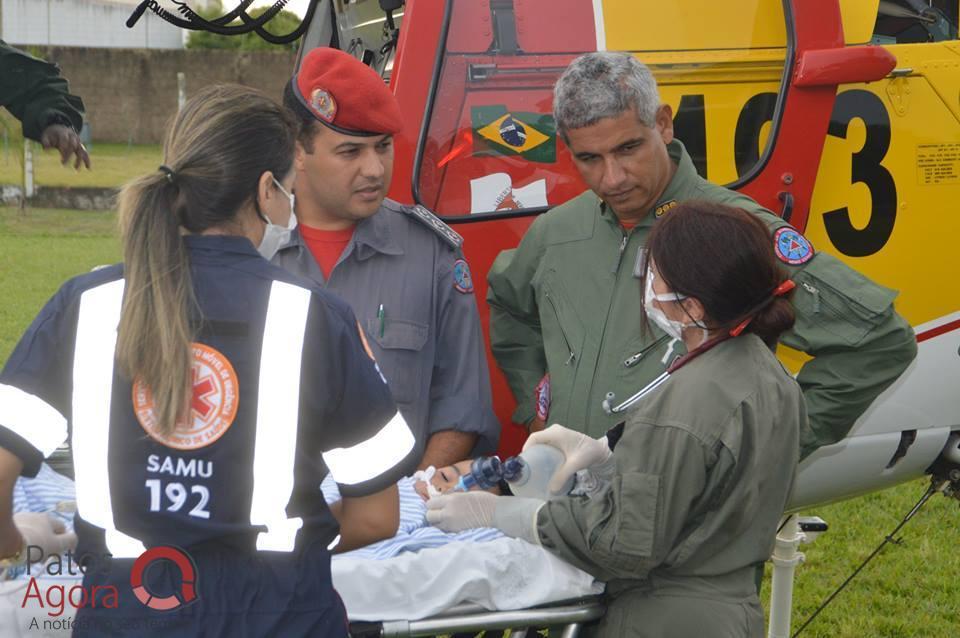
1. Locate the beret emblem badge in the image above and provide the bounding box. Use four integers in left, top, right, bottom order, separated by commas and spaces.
310, 88, 337, 123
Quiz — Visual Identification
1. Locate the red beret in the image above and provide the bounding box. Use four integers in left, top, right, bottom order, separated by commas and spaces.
292, 47, 403, 137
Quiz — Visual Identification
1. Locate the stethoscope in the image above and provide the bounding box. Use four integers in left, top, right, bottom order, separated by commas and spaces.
601, 278, 796, 415
601, 333, 731, 415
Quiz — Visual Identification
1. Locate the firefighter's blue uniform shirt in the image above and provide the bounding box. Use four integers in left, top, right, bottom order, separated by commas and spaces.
273, 200, 501, 460
0, 235, 416, 635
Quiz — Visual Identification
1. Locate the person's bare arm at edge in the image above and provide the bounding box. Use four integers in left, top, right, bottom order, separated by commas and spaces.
419, 430, 478, 470
327, 484, 400, 553
0, 448, 24, 558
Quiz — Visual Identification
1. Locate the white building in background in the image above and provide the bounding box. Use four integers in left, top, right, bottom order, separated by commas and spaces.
1, 0, 219, 49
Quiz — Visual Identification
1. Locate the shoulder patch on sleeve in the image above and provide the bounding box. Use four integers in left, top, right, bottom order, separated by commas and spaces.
403, 205, 464, 250
773, 226, 815, 266
453, 258, 474, 294
535, 373, 551, 422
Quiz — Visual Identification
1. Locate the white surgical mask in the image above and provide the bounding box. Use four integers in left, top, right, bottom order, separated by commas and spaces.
643, 267, 708, 347
257, 177, 298, 260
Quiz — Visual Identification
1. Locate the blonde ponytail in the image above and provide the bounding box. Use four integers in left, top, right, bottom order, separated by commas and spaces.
116, 174, 195, 436
113, 84, 297, 437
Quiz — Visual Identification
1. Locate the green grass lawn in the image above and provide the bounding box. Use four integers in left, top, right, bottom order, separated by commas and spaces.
0, 141, 162, 189
1, 207, 957, 637
0, 207, 120, 359
767, 482, 960, 637
0, 114, 161, 191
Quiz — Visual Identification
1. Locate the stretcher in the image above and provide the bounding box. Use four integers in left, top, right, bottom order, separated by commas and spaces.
1, 551, 605, 638
2, 467, 607, 636
349, 598, 606, 637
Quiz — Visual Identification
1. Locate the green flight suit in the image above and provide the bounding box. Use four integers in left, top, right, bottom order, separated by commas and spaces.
1, 40, 84, 140
537, 334, 804, 637
487, 140, 917, 459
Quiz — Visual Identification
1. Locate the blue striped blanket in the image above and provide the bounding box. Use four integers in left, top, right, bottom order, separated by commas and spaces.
320, 474, 503, 560
11, 465, 503, 561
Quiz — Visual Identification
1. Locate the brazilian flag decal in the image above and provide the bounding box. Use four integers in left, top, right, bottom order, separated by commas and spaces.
471, 105, 556, 163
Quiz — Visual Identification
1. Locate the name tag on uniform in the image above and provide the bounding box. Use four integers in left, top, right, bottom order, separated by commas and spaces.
633, 248, 648, 279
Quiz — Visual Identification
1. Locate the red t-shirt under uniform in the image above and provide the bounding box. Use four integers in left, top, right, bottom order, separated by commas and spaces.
299, 223, 356, 280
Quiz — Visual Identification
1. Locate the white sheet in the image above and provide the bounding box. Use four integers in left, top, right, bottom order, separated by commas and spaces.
0, 543, 602, 632
0, 465, 603, 630
332, 537, 603, 621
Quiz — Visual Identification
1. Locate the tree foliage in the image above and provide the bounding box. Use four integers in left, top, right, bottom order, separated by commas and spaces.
185, 1, 302, 52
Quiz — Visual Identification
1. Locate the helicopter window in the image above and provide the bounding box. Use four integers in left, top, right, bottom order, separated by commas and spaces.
872, 0, 958, 43
331, 0, 401, 77
414, 0, 791, 220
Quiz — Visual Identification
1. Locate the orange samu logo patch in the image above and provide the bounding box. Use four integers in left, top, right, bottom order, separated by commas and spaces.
133, 344, 239, 450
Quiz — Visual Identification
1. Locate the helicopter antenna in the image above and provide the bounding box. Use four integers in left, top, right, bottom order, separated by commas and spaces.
126, 1, 322, 45
791, 477, 950, 637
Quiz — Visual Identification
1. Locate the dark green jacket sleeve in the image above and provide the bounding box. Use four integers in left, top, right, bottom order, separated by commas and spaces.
780, 251, 917, 459
486, 215, 548, 425
536, 425, 715, 582
0, 40, 84, 141
743, 208, 918, 459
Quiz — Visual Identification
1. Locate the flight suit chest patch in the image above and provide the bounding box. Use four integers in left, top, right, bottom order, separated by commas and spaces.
654, 200, 678, 218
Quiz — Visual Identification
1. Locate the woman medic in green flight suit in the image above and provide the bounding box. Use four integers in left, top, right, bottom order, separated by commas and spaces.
427, 200, 804, 638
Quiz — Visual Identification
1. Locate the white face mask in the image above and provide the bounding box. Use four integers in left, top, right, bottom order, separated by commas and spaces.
257, 177, 298, 260
643, 267, 707, 344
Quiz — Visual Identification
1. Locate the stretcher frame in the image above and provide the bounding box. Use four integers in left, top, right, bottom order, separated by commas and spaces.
349, 596, 606, 637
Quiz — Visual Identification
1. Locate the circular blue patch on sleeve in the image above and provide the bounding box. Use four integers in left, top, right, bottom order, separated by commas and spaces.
453, 259, 474, 294
774, 227, 815, 265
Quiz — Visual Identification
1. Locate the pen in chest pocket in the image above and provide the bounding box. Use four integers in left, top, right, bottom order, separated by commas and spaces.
378, 304, 386, 337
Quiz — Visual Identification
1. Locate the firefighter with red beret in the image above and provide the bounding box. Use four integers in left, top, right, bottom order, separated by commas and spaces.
274, 48, 499, 470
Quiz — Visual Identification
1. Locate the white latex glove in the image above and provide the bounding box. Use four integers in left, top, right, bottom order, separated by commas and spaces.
491, 496, 545, 545
425, 492, 497, 533
524, 424, 613, 495
426, 492, 546, 545
14, 513, 77, 557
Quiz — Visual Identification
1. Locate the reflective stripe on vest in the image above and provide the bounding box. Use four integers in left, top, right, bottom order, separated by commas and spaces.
70, 278, 409, 556
72, 279, 146, 558
251, 281, 311, 552
322, 410, 415, 485
0, 385, 67, 457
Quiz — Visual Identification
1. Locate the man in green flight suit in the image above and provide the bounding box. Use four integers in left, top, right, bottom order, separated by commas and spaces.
487, 51, 917, 460
1, 41, 89, 169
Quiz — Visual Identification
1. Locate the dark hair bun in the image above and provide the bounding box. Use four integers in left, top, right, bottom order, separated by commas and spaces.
750, 297, 796, 343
